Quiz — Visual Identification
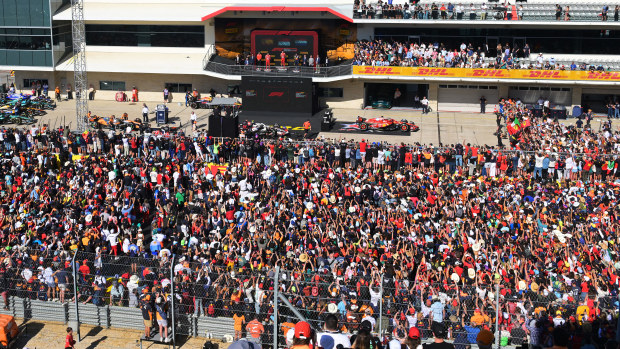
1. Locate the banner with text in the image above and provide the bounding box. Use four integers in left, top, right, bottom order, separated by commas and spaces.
352, 66, 620, 82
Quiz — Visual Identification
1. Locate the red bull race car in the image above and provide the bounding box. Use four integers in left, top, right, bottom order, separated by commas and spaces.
356, 116, 419, 132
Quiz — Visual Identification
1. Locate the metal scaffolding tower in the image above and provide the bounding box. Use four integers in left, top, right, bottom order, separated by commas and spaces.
71, 0, 88, 132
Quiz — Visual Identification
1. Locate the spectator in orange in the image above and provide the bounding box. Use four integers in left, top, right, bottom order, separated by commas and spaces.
471, 308, 489, 326
246, 317, 265, 346
233, 312, 245, 340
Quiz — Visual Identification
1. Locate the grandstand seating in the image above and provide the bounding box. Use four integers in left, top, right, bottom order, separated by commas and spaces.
354, 1, 615, 21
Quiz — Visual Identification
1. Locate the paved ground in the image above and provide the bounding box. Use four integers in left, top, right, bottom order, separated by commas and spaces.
33, 99, 576, 146
13, 319, 225, 349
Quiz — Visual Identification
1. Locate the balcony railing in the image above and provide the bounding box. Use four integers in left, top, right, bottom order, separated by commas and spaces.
204, 60, 353, 78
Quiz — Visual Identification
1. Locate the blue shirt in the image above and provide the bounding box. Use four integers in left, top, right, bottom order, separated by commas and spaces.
430, 302, 444, 322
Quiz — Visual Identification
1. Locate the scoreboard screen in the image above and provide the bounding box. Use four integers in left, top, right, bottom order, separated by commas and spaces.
251, 30, 318, 63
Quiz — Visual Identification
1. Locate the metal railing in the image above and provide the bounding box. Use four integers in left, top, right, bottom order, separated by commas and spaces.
204, 60, 353, 78
202, 44, 216, 70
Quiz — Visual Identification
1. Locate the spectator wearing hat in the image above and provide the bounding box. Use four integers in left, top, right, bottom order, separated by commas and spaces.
476, 329, 494, 349
292, 321, 314, 349
425, 322, 454, 349
317, 314, 351, 349
140, 291, 153, 338
405, 327, 423, 349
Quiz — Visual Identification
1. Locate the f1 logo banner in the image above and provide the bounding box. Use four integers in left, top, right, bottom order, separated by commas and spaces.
268, 92, 285, 97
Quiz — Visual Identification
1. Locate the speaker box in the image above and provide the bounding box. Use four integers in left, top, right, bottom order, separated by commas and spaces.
208, 114, 239, 138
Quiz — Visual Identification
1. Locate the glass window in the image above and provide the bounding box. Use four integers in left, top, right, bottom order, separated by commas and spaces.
165, 83, 192, 93
16, 0, 31, 27
85, 25, 204, 47
23, 79, 48, 88
99, 81, 126, 91
318, 87, 343, 98
6, 50, 18, 65
19, 51, 32, 66
3, 0, 18, 26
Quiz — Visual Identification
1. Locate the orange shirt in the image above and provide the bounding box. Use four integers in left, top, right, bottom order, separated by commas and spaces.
233, 314, 245, 331
246, 319, 265, 338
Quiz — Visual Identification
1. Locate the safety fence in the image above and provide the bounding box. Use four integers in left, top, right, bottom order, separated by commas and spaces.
0, 248, 618, 348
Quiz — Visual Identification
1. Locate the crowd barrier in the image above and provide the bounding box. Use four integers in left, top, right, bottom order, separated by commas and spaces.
1, 248, 618, 348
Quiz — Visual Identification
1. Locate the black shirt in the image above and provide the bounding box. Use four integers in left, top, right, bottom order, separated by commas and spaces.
423, 341, 455, 349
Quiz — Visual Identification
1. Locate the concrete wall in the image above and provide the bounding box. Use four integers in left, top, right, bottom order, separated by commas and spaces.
319, 80, 364, 109
14, 71, 231, 102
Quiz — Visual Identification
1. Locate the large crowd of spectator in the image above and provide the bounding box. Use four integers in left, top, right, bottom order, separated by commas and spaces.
353, 39, 611, 71
354, 0, 522, 21
353, 1, 620, 22
0, 109, 619, 348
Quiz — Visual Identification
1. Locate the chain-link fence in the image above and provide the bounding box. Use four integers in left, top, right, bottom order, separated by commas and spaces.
1, 249, 618, 348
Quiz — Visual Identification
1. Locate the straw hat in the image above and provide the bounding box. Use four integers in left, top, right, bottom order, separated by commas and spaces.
328, 303, 338, 314
467, 268, 475, 279
531, 282, 539, 292
299, 253, 309, 263
518, 280, 526, 290
450, 273, 460, 283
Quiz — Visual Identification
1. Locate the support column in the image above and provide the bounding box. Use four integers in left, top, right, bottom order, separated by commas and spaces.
428, 82, 438, 112
204, 21, 215, 48
498, 84, 509, 99
571, 86, 582, 115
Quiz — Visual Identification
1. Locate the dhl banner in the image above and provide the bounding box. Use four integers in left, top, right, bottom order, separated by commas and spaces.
353, 66, 620, 82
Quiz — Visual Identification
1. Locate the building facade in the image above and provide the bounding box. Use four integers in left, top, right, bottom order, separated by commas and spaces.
4, 0, 620, 113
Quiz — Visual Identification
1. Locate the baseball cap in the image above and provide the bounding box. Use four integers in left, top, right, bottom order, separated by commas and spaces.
294, 321, 311, 339
408, 327, 421, 340
431, 322, 448, 339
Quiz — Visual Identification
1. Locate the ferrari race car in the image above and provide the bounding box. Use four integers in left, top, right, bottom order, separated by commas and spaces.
356, 116, 419, 132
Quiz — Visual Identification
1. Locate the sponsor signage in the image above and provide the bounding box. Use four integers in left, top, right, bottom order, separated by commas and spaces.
353, 66, 620, 82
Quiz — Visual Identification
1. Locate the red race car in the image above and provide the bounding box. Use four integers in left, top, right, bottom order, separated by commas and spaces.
356, 116, 419, 132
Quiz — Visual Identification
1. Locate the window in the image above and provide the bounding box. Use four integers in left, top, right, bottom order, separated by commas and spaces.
318, 87, 343, 98
85, 25, 204, 47
23, 79, 48, 88
165, 83, 192, 93
99, 81, 126, 91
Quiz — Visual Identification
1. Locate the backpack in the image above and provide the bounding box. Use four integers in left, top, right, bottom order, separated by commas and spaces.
204, 341, 220, 349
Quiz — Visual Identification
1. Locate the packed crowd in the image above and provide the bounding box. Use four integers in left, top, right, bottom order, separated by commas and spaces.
353, 1, 620, 22
0, 113, 619, 348
353, 0, 523, 21
353, 39, 609, 71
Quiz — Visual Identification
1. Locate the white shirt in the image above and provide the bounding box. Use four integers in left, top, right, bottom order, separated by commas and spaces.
142, 106, 149, 114
317, 332, 352, 349
361, 315, 376, 330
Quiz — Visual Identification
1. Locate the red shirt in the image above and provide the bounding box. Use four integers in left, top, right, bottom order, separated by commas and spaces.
65, 333, 76, 348
79, 264, 90, 275
360, 141, 367, 152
